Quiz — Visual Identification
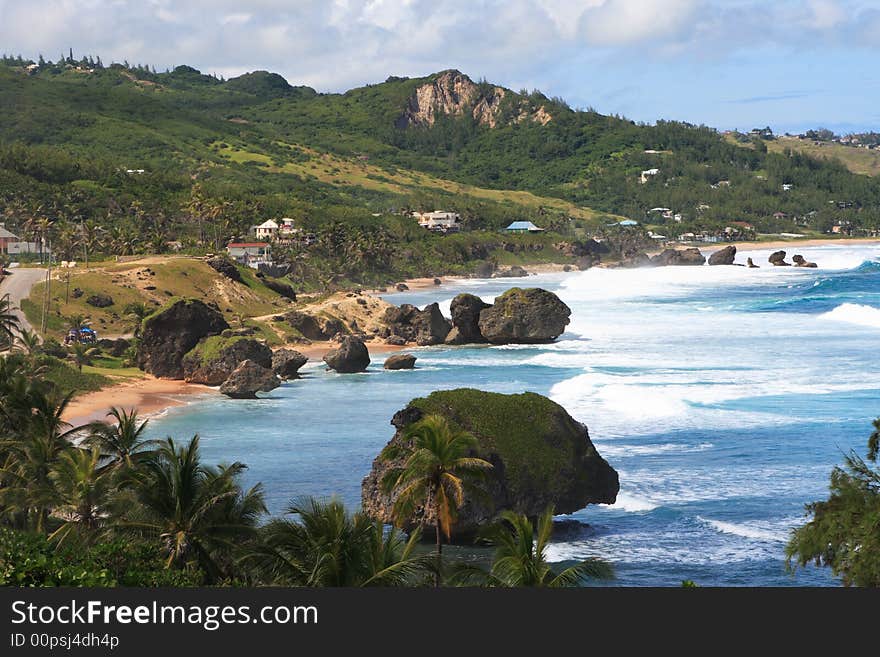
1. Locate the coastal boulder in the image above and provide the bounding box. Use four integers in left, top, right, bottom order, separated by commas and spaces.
205, 257, 243, 284
86, 293, 114, 308
477, 288, 570, 344
137, 299, 229, 378
272, 348, 308, 379
182, 336, 273, 386
283, 311, 344, 340
384, 354, 417, 370
792, 254, 818, 268
493, 265, 529, 278
361, 389, 619, 539
747, 257, 759, 268
382, 303, 451, 346
708, 245, 737, 266
769, 250, 791, 266
650, 248, 706, 266
617, 252, 651, 268
323, 336, 370, 373
445, 293, 491, 345
219, 360, 280, 399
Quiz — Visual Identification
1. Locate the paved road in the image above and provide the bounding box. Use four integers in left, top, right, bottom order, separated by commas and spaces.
0, 267, 47, 333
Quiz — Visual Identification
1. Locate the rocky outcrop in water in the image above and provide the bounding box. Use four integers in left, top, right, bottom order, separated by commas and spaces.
618, 252, 652, 268
272, 348, 309, 379
182, 337, 273, 386
747, 257, 759, 268
384, 354, 417, 370
493, 265, 529, 278
792, 254, 818, 268
769, 250, 791, 266
219, 359, 280, 398
478, 288, 570, 344
323, 336, 370, 373
382, 303, 451, 346
708, 245, 737, 265
650, 248, 706, 266
137, 299, 229, 378
361, 389, 619, 539
445, 294, 491, 345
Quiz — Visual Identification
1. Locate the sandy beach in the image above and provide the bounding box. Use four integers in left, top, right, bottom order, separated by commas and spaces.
716, 237, 880, 253
63, 377, 213, 427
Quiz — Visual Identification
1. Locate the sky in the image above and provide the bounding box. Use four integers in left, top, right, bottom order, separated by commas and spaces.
1, 0, 878, 134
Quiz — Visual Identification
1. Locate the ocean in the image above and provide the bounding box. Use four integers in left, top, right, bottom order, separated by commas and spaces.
144, 243, 880, 586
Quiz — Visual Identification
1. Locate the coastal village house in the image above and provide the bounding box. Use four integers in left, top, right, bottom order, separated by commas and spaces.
640, 168, 660, 183
251, 218, 310, 244
227, 242, 272, 268
505, 221, 545, 234
412, 211, 462, 233
0, 223, 19, 254
254, 219, 279, 240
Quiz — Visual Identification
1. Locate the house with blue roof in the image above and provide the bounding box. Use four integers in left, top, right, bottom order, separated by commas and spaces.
505, 221, 544, 234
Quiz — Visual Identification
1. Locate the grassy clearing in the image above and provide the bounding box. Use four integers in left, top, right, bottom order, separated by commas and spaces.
767, 137, 880, 177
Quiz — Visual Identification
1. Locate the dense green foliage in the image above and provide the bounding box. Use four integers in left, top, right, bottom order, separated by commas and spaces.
786, 419, 880, 586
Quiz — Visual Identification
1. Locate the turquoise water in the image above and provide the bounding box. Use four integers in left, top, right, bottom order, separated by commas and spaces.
146, 243, 880, 586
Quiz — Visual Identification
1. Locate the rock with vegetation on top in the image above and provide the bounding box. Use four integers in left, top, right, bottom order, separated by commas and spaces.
182, 336, 272, 386
86, 293, 114, 308
477, 288, 570, 344
205, 257, 243, 284
384, 354, 417, 370
792, 254, 818, 268
445, 293, 491, 345
219, 359, 279, 399
361, 389, 619, 539
650, 247, 706, 266
769, 250, 791, 266
323, 336, 370, 373
708, 245, 737, 265
137, 298, 229, 378
272, 348, 308, 378
382, 303, 451, 346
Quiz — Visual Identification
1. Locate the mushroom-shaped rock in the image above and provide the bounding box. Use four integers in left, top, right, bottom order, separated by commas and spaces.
650, 248, 706, 266
769, 250, 791, 266
445, 293, 491, 345
219, 360, 280, 399
708, 245, 737, 265
272, 348, 309, 379
384, 354, 417, 370
323, 336, 371, 373
477, 288, 570, 344
361, 389, 619, 540
182, 337, 273, 386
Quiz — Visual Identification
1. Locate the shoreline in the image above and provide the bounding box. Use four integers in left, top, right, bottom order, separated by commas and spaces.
715, 237, 880, 253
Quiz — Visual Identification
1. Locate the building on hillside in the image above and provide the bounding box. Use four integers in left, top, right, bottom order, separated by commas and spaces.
227, 242, 272, 268
505, 221, 545, 234
782, 183, 794, 191
647, 207, 674, 222
640, 168, 660, 183
254, 220, 279, 240
0, 223, 20, 254
413, 211, 462, 233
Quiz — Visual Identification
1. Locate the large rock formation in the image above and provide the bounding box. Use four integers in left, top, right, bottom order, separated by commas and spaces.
272, 348, 308, 379
708, 245, 737, 266
396, 70, 551, 130
361, 389, 619, 539
382, 303, 451, 346
182, 337, 273, 386
283, 311, 344, 340
493, 265, 529, 278
384, 354, 417, 370
137, 299, 229, 378
792, 254, 818, 268
445, 293, 491, 345
477, 288, 570, 344
218, 360, 280, 399
769, 250, 791, 266
617, 252, 652, 268
650, 248, 706, 266
323, 336, 370, 373
205, 257, 242, 284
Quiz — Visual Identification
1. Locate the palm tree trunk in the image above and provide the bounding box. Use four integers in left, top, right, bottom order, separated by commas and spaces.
434, 498, 442, 587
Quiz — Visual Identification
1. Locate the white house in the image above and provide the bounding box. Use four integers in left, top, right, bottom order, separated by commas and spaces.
505, 221, 545, 233
640, 168, 660, 184
413, 211, 462, 233
254, 220, 279, 240
227, 242, 271, 268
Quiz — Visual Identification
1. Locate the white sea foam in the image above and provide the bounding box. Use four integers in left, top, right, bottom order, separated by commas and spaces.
819, 303, 880, 329
697, 517, 788, 543
595, 442, 714, 457
601, 491, 659, 512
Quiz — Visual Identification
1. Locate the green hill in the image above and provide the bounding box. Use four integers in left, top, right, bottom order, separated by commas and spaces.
0, 58, 878, 284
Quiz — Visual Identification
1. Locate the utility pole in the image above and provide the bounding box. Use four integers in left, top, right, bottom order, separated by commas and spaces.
41, 243, 52, 335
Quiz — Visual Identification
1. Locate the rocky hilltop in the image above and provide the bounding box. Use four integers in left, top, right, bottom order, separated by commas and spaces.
396, 70, 552, 129
362, 389, 619, 539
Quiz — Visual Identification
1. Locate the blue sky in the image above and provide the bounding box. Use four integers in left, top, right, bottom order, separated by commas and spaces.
1, 0, 878, 133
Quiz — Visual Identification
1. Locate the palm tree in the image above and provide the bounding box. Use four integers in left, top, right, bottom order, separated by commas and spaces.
68, 341, 91, 372
468, 506, 613, 587
122, 302, 150, 337
86, 407, 156, 471
48, 446, 114, 546
245, 496, 425, 586
15, 328, 42, 355
380, 414, 493, 584
120, 435, 266, 581
0, 293, 20, 347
